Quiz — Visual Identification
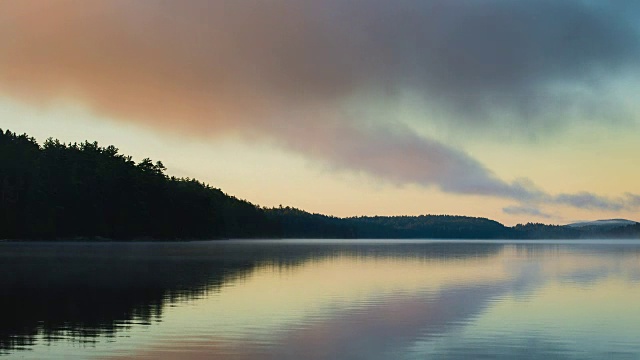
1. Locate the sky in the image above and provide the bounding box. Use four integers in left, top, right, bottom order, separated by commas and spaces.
1, 0, 639, 225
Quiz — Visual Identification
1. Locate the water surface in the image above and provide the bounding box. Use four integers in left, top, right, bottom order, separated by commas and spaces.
1, 240, 639, 359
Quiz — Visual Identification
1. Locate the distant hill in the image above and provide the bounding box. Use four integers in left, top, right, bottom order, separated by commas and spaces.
567, 219, 637, 229
564, 219, 639, 239
604, 223, 640, 238
348, 215, 509, 239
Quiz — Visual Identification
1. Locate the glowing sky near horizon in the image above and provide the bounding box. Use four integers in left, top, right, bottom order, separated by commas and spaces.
1, 0, 639, 225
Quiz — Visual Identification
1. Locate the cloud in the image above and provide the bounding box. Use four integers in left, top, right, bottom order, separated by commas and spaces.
553, 192, 625, 211
2, 1, 639, 127
278, 121, 640, 212
503, 205, 552, 219
278, 121, 517, 196
625, 193, 640, 207
1, 1, 639, 213
504, 193, 640, 218
550, 192, 640, 212
504, 191, 640, 216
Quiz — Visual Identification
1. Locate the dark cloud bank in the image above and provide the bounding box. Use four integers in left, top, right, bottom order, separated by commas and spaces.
1, 0, 639, 215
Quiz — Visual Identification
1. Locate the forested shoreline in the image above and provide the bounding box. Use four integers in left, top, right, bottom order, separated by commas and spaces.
1, 129, 638, 240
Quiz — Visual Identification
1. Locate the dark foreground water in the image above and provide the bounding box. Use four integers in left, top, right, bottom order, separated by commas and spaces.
1, 240, 639, 359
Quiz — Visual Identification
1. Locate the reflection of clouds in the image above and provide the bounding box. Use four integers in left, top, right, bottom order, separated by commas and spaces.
502, 244, 640, 286
559, 267, 611, 286
166, 254, 511, 336
268, 285, 505, 360
108, 283, 507, 360
504, 262, 545, 300
410, 334, 579, 360
103, 242, 640, 359
546, 253, 640, 285
461, 281, 640, 360
628, 268, 640, 283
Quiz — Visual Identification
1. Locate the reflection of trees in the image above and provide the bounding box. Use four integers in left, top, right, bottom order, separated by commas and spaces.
225, 241, 506, 270
0, 241, 505, 353
506, 242, 640, 258
0, 243, 253, 353
6, 240, 637, 354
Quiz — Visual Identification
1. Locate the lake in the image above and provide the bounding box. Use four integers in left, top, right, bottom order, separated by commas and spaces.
1, 240, 639, 359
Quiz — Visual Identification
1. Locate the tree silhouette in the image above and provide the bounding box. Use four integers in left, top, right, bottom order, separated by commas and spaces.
1, 128, 637, 241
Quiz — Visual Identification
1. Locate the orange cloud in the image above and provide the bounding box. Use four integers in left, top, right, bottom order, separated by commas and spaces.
1, 1, 638, 213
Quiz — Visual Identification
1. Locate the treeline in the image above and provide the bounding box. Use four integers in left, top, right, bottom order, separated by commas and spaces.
0, 129, 277, 240
578, 222, 640, 239
348, 215, 509, 239
265, 206, 357, 238
1, 129, 638, 240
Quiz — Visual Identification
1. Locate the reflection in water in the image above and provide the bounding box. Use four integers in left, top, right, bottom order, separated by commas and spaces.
1, 240, 639, 359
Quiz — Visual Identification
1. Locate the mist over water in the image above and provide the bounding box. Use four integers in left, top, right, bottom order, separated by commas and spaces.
2, 240, 639, 359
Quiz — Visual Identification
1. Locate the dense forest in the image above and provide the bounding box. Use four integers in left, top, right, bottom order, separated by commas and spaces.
0, 129, 277, 240
1, 129, 638, 240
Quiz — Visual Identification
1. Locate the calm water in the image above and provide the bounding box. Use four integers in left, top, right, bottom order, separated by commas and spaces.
1, 240, 640, 359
